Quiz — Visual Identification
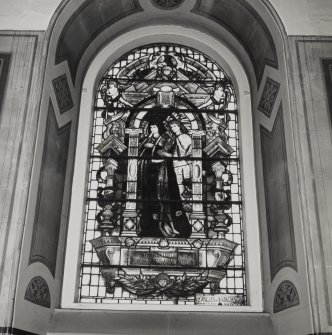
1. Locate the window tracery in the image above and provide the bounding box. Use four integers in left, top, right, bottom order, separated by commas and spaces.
79, 44, 245, 306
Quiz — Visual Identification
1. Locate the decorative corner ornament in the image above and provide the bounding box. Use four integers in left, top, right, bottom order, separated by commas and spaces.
151, 0, 185, 10
258, 77, 280, 117
52, 74, 74, 114
24, 276, 51, 308
116, 271, 210, 297
273, 280, 300, 313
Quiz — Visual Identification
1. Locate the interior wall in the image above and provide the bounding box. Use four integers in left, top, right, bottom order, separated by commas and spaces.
1, 0, 332, 35
0, 31, 46, 331
245, 6, 313, 334
287, 36, 332, 333
12, 35, 78, 335
0, 1, 330, 335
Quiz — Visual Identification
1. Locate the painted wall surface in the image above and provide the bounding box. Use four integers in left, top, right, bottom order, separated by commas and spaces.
29, 101, 71, 276
0, 31, 46, 328
0, 0, 60, 31
288, 36, 332, 332
260, 107, 297, 280
1, 0, 332, 35
270, 0, 332, 35
252, 36, 313, 334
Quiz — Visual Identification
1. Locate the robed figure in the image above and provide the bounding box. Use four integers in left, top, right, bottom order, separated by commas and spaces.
138, 116, 192, 238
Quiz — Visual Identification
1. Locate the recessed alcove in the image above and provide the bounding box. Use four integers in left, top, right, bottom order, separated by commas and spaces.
3, 1, 327, 334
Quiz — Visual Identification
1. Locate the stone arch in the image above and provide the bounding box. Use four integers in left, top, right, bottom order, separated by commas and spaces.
47, 0, 285, 87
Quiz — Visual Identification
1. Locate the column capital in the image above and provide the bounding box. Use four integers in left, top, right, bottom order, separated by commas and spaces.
189, 130, 206, 137
212, 161, 226, 174
125, 128, 143, 136
105, 158, 118, 170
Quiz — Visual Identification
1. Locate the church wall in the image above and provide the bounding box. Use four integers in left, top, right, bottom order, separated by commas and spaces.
0, 31, 47, 332
250, 17, 313, 333
0, 1, 331, 335
1, 0, 332, 36
286, 35, 332, 333
11, 39, 78, 335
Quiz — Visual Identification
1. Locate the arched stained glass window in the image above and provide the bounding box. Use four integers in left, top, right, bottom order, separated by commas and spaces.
79, 44, 245, 306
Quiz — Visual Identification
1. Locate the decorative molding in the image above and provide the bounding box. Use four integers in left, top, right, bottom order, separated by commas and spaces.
0, 54, 11, 118
258, 77, 280, 117
55, 0, 143, 82
192, 0, 278, 86
0, 328, 38, 335
29, 100, 71, 276
24, 276, 50, 308
0, 35, 41, 322
117, 271, 210, 297
150, 0, 185, 9
273, 280, 299, 313
52, 74, 73, 114
322, 59, 332, 126
261, 105, 297, 280
295, 38, 332, 326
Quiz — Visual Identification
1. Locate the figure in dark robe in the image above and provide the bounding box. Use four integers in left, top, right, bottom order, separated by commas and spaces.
138, 117, 192, 238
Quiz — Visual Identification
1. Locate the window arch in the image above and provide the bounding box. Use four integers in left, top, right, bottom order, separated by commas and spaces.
62, 26, 262, 311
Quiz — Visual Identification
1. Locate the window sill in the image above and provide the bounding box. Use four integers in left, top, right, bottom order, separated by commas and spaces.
48, 308, 274, 335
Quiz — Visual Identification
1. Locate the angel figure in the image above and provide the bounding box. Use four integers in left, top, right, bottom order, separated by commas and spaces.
198, 83, 229, 110
102, 80, 133, 108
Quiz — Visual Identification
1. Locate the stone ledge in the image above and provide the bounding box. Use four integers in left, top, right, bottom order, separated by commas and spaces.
48, 309, 274, 335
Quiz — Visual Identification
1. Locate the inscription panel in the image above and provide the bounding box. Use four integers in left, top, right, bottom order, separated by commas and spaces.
196, 293, 244, 306
127, 249, 198, 267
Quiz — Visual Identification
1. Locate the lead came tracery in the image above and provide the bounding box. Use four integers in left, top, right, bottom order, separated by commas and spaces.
79, 44, 246, 305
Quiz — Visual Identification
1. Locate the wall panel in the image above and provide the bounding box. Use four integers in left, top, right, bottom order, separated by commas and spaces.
289, 36, 332, 330
29, 101, 71, 276
260, 106, 297, 280
0, 32, 45, 328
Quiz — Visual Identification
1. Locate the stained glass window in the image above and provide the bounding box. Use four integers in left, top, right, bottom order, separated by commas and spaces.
79, 44, 246, 306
